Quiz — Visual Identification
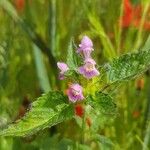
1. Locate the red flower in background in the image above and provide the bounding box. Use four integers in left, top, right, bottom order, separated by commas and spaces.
120, 0, 150, 30
120, 0, 133, 27
75, 104, 84, 117
75, 104, 92, 127
132, 110, 140, 118
14, 0, 25, 12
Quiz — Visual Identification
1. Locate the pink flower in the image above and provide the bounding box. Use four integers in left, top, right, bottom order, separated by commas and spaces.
77, 36, 94, 58
67, 83, 84, 103
57, 62, 69, 80
78, 58, 100, 79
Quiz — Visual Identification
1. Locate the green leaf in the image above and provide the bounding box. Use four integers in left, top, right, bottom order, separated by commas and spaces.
87, 92, 117, 115
107, 36, 150, 83
0, 91, 74, 137
66, 39, 80, 70
108, 49, 150, 82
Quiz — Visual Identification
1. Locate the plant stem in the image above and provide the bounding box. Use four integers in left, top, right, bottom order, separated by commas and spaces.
143, 77, 150, 150
134, 2, 150, 50
81, 111, 86, 144
116, 0, 123, 55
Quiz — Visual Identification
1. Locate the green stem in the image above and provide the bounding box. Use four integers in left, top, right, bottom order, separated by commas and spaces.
81, 111, 86, 144
49, 0, 57, 57
134, 2, 150, 50
143, 77, 150, 150
116, 0, 124, 55
143, 122, 150, 150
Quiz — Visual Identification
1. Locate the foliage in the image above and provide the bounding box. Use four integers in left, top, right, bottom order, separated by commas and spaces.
0, 0, 150, 149
0, 91, 74, 137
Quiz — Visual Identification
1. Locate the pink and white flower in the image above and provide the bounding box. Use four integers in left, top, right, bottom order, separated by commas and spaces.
67, 83, 84, 102
57, 62, 69, 80
78, 58, 100, 79
77, 36, 94, 58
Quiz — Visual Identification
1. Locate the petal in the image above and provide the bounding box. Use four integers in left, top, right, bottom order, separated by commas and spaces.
77, 36, 93, 54
78, 94, 85, 100
92, 68, 100, 76
81, 36, 93, 47
57, 62, 69, 72
84, 58, 96, 65
83, 69, 100, 79
78, 66, 86, 75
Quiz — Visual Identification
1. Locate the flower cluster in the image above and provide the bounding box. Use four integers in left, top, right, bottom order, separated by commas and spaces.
57, 36, 100, 103
120, 0, 150, 30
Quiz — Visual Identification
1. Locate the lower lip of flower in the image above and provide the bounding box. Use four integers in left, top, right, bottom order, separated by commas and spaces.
84, 63, 94, 72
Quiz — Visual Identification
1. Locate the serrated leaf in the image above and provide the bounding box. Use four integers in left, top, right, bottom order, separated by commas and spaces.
0, 91, 74, 137
66, 39, 80, 70
87, 92, 117, 115
107, 36, 150, 83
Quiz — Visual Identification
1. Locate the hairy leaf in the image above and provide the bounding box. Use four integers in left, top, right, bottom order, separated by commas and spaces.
107, 36, 150, 83
0, 91, 74, 137
66, 39, 80, 70
87, 92, 117, 115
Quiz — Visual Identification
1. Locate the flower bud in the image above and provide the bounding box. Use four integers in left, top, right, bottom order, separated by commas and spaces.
77, 36, 94, 59
57, 62, 69, 80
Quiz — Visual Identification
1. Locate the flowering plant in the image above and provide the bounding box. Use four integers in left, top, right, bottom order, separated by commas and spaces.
57, 36, 100, 103
0, 0, 150, 149
0, 34, 150, 142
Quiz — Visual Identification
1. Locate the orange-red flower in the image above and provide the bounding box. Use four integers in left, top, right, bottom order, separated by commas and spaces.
75, 104, 84, 117
75, 104, 92, 127
14, 0, 25, 12
120, 0, 133, 27
120, 0, 150, 30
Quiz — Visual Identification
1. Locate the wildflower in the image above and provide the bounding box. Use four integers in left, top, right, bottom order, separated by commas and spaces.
120, 0, 133, 27
77, 36, 94, 58
14, 0, 25, 12
67, 83, 84, 102
75, 104, 84, 117
57, 62, 69, 80
120, 0, 150, 30
78, 58, 100, 79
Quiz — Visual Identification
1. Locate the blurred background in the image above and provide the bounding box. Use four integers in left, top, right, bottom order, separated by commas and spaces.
0, 0, 150, 149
